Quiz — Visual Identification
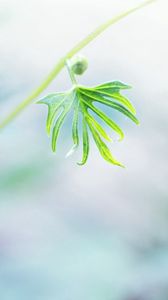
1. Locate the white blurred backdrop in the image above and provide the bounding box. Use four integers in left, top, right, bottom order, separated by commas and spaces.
0, 0, 168, 299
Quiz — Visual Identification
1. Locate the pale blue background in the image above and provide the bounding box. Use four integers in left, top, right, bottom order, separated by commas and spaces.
0, 0, 168, 299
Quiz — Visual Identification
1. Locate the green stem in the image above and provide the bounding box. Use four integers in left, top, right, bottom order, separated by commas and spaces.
0, 0, 156, 129
65, 59, 78, 85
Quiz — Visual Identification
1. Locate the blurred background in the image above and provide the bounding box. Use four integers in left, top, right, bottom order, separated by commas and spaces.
0, 0, 168, 299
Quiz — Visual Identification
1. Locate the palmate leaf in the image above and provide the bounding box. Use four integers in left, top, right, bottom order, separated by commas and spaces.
77, 116, 89, 165
79, 89, 139, 125
86, 114, 112, 142
38, 93, 66, 134
82, 82, 136, 114
79, 94, 124, 141
88, 122, 124, 167
51, 101, 72, 152
38, 80, 139, 167
93, 81, 131, 90
66, 98, 80, 157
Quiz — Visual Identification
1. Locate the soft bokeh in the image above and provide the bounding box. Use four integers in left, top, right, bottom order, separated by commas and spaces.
0, 0, 168, 299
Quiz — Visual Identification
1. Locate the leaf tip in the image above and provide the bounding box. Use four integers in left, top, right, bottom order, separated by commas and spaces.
36, 99, 47, 105
51, 140, 56, 152
136, 119, 140, 125
77, 161, 86, 166
117, 162, 125, 168
118, 133, 124, 142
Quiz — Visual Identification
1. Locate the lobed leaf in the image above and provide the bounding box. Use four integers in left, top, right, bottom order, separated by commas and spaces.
93, 81, 132, 90
86, 113, 111, 142
100, 91, 136, 114
72, 100, 80, 146
88, 121, 124, 167
66, 99, 80, 157
38, 79, 139, 167
81, 87, 136, 114
80, 89, 139, 125
52, 93, 74, 152
38, 92, 65, 105
79, 92, 124, 140
78, 116, 89, 165
38, 93, 68, 134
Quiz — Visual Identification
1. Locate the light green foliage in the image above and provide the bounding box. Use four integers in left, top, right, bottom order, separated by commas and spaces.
78, 116, 89, 165
38, 81, 139, 167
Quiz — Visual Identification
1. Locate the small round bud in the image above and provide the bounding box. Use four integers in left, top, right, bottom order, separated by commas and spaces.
71, 55, 88, 75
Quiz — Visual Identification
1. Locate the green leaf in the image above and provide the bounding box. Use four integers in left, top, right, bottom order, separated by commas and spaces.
94, 81, 131, 90
78, 116, 89, 165
52, 93, 74, 152
86, 113, 112, 142
79, 93, 124, 141
88, 121, 124, 167
100, 92, 136, 114
81, 87, 136, 114
72, 100, 80, 146
80, 89, 139, 125
38, 93, 68, 134
66, 99, 80, 157
38, 78, 139, 167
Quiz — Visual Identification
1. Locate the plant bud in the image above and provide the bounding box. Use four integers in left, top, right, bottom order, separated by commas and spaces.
71, 55, 88, 75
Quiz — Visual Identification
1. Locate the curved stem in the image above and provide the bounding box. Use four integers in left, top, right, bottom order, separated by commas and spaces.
0, 0, 156, 129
